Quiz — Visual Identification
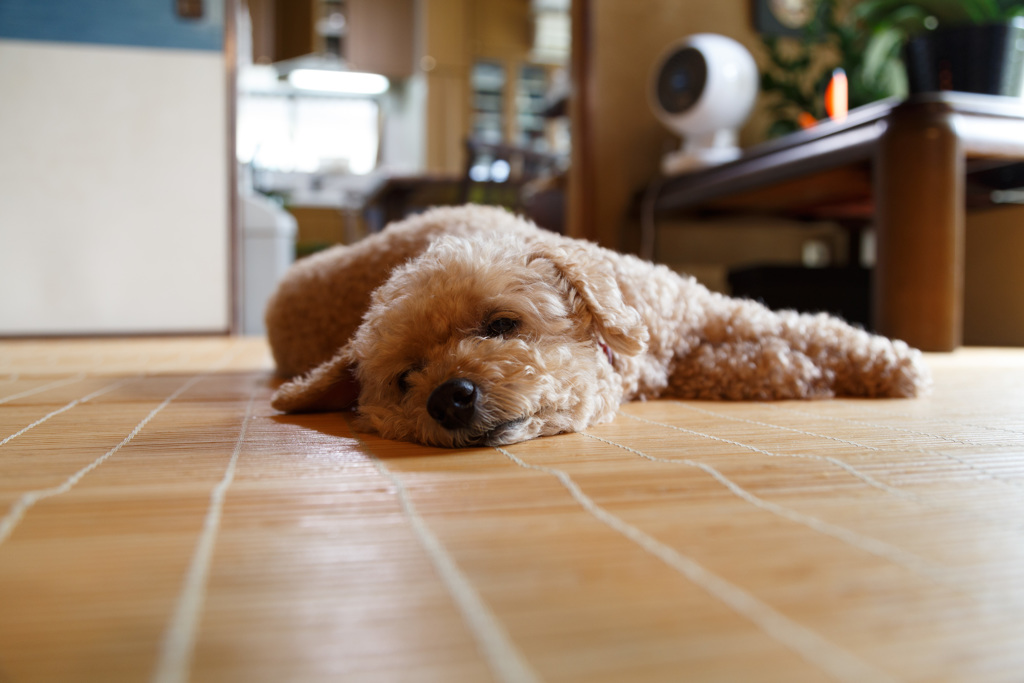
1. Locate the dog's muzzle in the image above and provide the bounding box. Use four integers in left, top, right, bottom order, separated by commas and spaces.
428, 378, 478, 431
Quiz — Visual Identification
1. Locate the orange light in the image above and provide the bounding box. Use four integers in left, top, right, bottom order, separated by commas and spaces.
797, 111, 818, 129
825, 68, 848, 121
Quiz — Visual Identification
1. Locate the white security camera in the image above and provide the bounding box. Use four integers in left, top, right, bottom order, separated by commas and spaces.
650, 34, 758, 175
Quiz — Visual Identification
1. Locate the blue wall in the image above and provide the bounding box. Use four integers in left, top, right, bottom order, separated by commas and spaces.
0, 0, 224, 51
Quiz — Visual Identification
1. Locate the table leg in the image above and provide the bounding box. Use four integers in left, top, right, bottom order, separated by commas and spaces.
874, 102, 964, 351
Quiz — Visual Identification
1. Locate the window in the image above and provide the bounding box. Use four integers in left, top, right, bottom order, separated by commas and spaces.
237, 92, 379, 174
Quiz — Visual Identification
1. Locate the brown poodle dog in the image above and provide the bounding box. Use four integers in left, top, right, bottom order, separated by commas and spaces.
267, 204, 928, 447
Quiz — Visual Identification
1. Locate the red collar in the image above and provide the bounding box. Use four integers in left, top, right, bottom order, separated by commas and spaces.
599, 341, 615, 366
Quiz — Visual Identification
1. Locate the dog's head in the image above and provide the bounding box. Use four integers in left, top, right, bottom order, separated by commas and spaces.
271, 233, 649, 447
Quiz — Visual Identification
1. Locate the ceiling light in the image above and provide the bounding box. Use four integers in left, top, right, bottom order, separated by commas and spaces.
287, 69, 389, 95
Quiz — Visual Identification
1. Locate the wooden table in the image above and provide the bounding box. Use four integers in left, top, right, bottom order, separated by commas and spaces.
2, 336, 1024, 681
649, 93, 1024, 352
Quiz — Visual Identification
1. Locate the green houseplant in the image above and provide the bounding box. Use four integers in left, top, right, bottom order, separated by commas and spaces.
853, 0, 1024, 95
760, 0, 1024, 136
853, 0, 1024, 38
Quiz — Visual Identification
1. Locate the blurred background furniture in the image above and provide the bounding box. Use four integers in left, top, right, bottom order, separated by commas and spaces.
645, 92, 1024, 352
361, 140, 566, 234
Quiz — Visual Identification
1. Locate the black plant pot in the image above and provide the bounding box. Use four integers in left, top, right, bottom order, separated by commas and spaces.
904, 18, 1024, 96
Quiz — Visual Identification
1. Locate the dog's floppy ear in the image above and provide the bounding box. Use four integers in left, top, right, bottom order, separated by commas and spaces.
271, 346, 360, 413
530, 242, 649, 356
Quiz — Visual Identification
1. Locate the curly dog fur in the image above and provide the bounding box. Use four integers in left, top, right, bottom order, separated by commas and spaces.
267, 204, 929, 447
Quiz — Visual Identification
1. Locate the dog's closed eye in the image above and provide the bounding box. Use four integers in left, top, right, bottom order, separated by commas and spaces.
484, 316, 519, 338
396, 369, 413, 393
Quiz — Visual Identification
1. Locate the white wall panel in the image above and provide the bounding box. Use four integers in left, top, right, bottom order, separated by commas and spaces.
0, 40, 229, 334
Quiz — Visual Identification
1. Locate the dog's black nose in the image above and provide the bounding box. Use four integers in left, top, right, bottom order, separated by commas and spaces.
428, 378, 478, 430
